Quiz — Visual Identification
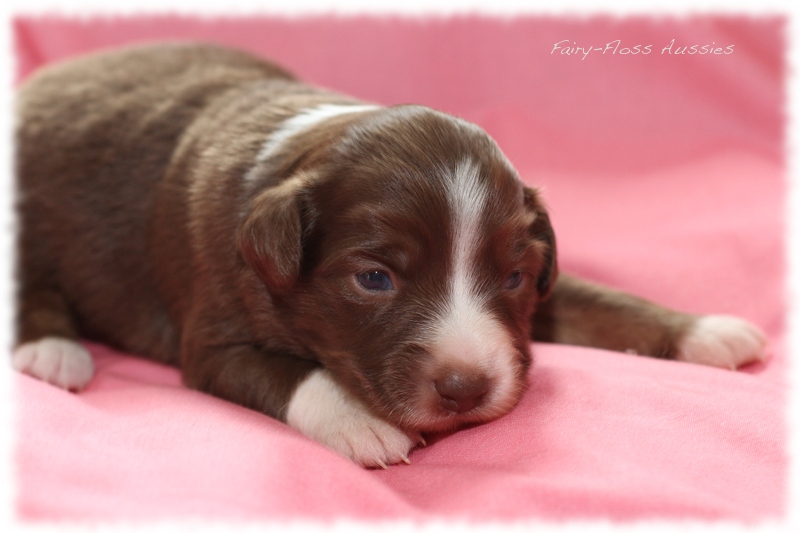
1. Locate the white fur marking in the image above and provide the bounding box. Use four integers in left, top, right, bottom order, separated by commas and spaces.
12, 337, 95, 391
677, 315, 768, 370
427, 159, 519, 411
286, 368, 418, 467
248, 104, 379, 175
448, 159, 488, 298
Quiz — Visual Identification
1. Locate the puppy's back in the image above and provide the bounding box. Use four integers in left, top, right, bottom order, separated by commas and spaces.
15, 43, 295, 360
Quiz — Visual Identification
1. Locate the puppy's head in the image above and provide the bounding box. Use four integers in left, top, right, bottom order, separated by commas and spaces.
239, 105, 556, 432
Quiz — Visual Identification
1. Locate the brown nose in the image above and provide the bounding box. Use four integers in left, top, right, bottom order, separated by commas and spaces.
435, 372, 489, 413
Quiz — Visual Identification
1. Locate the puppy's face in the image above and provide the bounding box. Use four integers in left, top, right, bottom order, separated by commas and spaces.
240, 106, 556, 432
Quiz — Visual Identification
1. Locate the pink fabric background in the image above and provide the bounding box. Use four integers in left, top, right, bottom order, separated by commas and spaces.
12, 16, 786, 522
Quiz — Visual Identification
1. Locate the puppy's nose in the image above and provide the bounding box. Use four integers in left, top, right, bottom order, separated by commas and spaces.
435, 372, 489, 413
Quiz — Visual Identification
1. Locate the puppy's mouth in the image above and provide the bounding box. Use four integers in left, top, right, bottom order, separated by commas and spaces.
338, 339, 530, 433
378, 372, 527, 434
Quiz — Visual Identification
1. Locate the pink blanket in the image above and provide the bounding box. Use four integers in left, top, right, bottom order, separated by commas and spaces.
13, 16, 786, 521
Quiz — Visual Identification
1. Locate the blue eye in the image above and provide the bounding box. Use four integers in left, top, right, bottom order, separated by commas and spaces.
503, 271, 523, 290
357, 270, 394, 291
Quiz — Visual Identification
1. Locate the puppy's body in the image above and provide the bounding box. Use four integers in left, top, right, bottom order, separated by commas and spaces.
14, 44, 767, 467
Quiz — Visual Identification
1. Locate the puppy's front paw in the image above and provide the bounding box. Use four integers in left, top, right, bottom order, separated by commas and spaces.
12, 337, 95, 391
676, 315, 767, 370
286, 369, 418, 468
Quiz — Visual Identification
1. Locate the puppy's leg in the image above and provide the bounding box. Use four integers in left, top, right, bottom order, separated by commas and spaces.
183, 345, 418, 468
531, 274, 767, 369
13, 288, 94, 391
14, 202, 95, 391
286, 368, 420, 468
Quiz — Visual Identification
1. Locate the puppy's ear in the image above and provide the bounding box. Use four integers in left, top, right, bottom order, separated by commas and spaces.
523, 186, 558, 300
237, 176, 309, 292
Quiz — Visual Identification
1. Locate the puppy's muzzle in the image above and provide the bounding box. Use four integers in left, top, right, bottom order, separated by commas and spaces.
434, 369, 490, 413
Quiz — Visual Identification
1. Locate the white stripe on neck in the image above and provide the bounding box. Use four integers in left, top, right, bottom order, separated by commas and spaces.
248, 103, 379, 177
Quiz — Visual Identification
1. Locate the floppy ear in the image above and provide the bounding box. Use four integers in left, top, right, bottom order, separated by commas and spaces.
523, 186, 558, 300
237, 176, 309, 292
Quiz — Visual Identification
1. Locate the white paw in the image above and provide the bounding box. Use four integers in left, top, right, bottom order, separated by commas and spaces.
676, 315, 767, 370
12, 337, 95, 391
286, 369, 419, 468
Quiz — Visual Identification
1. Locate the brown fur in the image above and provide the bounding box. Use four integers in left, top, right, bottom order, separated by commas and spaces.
16, 42, 700, 430
532, 274, 695, 357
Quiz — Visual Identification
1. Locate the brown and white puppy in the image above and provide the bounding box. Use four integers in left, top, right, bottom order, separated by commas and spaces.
13, 43, 767, 467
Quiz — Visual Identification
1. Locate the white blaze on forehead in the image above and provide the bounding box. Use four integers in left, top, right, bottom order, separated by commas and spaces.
429, 159, 519, 405
448, 159, 488, 308
244, 103, 379, 182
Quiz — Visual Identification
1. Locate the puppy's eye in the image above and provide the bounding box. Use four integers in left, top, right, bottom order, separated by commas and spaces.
357, 270, 394, 291
503, 271, 523, 290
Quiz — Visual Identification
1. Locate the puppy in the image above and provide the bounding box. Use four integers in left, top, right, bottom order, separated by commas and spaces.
13, 43, 767, 467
